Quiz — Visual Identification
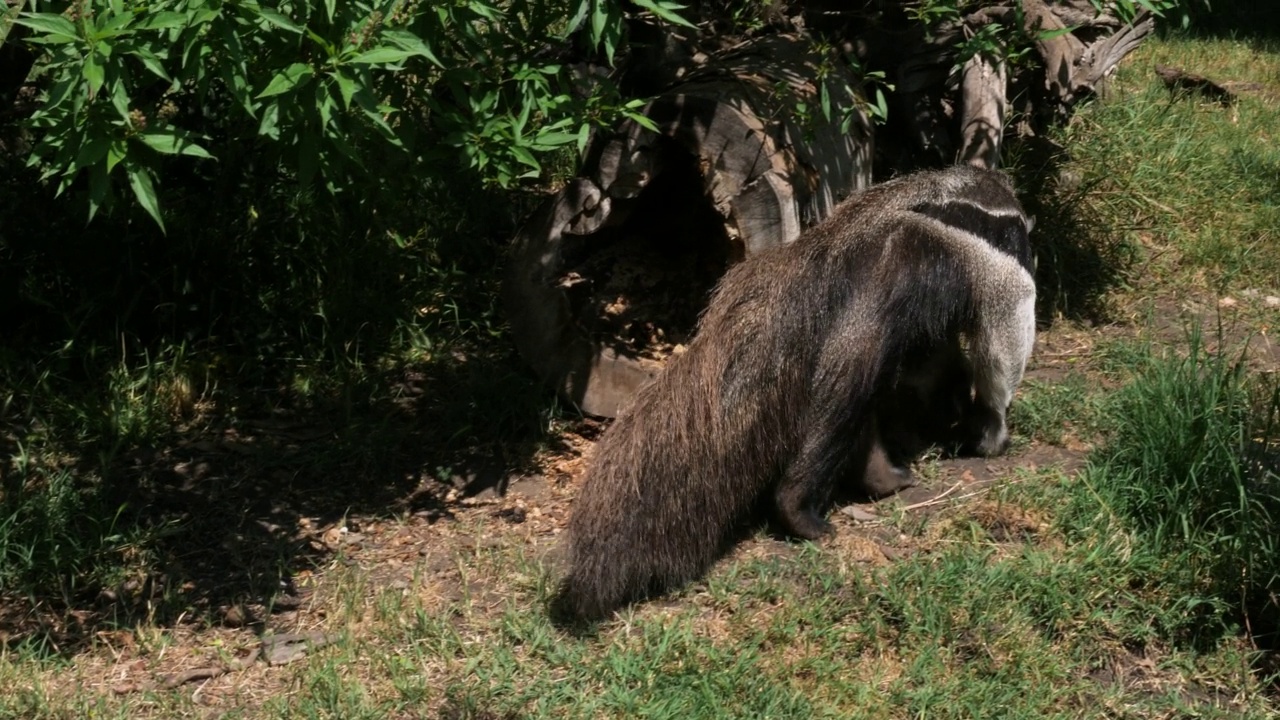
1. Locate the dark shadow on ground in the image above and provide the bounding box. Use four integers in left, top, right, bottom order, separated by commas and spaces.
0, 346, 565, 655
0, 144, 568, 654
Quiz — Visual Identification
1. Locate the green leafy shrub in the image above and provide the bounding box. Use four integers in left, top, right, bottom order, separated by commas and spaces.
11, 0, 688, 228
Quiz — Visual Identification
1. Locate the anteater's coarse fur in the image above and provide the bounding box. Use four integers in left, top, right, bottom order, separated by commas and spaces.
553, 166, 1037, 622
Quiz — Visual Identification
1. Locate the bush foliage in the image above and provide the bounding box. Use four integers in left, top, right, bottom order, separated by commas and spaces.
10, 0, 689, 227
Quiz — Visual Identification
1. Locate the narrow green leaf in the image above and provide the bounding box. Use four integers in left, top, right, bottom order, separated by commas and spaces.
563, 0, 590, 39
381, 29, 444, 67
126, 162, 165, 231
316, 85, 334, 129
589, 0, 607, 46
257, 63, 313, 98
134, 129, 215, 159
109, 80, 130, 120
475, 87, 499, 113
350, 46, 416, 65
106, 140, 127, 172
259, 102, 280, 139
467, 2, 501, 21
96, 10, 135, 38
533, 131, 578, 147
190, 7, 220, 26
305, 27, 335, 57
510, 144, 540, 171
331, 70, 357, 109
629, 0, 696, 29
1036, 26, 1078, 41
576, 122, 590, 153
512, 100, 531, 137
134, 11, 189, 31
602, 23, 619, 65
257, 7, 302, 33
324, 0, 335, 22
352, 89, 402, 146
128, 47, 172, 82
14, 13, 79, 42
83, 51, 106, 96
75, 135, 112, 170
87, 162, 110, 223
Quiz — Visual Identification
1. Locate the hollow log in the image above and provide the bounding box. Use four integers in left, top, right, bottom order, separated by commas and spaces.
504, 32, 874, 417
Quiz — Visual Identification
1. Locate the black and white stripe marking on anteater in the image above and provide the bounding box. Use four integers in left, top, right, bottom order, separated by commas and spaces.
909, 199, 1035, 275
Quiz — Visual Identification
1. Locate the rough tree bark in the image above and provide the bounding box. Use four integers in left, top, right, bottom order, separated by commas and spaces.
506, 0, 1157, 417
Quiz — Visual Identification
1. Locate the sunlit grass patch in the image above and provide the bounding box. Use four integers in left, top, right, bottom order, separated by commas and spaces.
1072, 331, 1280, 647
1050, 35, 1280, 296
1011, 374, 1103, 447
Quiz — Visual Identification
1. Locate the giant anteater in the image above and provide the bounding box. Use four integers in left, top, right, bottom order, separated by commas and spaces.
554, 165, 1036, 621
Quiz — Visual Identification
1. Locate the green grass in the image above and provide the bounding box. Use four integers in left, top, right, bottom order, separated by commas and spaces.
1049, 36, 1280, 295
1074, 332, 1280, 646
8, 429, 1277, 720
1010, 374, 1103, 447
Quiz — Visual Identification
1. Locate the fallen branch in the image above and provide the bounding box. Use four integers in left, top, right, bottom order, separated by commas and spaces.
152, 646, 262, 691
899, 479, 966, 512
1155, 64, 1239, 105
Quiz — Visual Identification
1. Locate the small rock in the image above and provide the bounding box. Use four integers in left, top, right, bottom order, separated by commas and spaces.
221, 604, 249, 628
1265, 296, 1280, 308
261, 632, 337, 666
840, 505, 879, 522
271, 593, 303, 611
322, 525, 347, 547
1218, 296, 1238, 308
878, 545, 913, 561
496, 506, 527, 524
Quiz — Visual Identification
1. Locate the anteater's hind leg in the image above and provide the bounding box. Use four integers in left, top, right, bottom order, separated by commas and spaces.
859, 413, 917, 498
775, 424, 863, 540
774, 342, 888, 539
775, 408, 915, 540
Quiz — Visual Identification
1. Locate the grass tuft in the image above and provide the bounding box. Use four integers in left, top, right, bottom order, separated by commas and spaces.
1075, 330, 1280, 647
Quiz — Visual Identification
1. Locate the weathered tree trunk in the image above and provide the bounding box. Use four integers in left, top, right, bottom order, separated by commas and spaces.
958, 52, 1008, 168
506, 1, 1156, 417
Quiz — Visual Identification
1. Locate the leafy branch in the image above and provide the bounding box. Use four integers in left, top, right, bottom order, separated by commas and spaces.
12, 0, 689, 229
